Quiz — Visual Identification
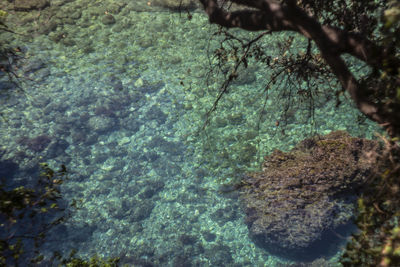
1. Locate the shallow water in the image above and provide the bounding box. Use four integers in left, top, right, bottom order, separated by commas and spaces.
0, 1, 379, 266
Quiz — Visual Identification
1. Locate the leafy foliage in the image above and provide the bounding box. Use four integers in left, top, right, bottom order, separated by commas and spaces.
340, 4, 400, 266
296, 0, 383, 35
54, 250, 120, 267
0, 163, 67, 265
0, 9, 7, 28
0, 163, 120, 266
341, 136, 400, 267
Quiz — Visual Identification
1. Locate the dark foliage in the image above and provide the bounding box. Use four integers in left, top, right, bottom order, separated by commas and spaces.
0, 163, 67, 265
341, 137, 400, 267
0, 162, 121, 266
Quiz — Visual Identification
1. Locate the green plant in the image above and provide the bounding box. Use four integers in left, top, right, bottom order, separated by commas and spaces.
54, 250, 120, 267
340, 136, 400, 267
0, 163, 67, 265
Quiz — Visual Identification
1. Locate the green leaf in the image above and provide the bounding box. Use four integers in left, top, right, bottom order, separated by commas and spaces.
384, 7, 400, 28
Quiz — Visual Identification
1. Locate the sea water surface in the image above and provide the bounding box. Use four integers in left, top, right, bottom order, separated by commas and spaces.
0, 1, 379, 266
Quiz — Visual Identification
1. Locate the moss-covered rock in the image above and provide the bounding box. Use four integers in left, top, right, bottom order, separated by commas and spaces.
240, 131, 380, 260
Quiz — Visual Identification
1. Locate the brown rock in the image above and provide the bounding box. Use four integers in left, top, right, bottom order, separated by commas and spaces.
240, 131, 380, 259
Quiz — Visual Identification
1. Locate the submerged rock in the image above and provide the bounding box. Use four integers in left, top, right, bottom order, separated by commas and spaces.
13, 0, 50, 11
240, 131, 379, 259
88, 115, 117, 133
151, 0, 198, 10
101, 14, 116, 25
18, 135, 52, 152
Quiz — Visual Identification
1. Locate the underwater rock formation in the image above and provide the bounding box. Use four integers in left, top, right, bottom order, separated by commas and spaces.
17, 135, 52, 152
151, 0, 198, 10
88, 115, 117, 134
240, 131, 379, 259
13, 0, 50, 11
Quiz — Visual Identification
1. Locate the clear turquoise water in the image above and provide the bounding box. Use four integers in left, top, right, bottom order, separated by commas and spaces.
0, 1, 380, 266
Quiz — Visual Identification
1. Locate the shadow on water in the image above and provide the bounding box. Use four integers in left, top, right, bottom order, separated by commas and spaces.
0, 148, 72, 265
0, 154, 19, 182
252, 222, 358, 262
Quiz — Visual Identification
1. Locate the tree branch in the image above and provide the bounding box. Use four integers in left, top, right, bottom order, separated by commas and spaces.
199, 0, 397, 72
199, 0, 400, 135
199, 0, 295, 31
